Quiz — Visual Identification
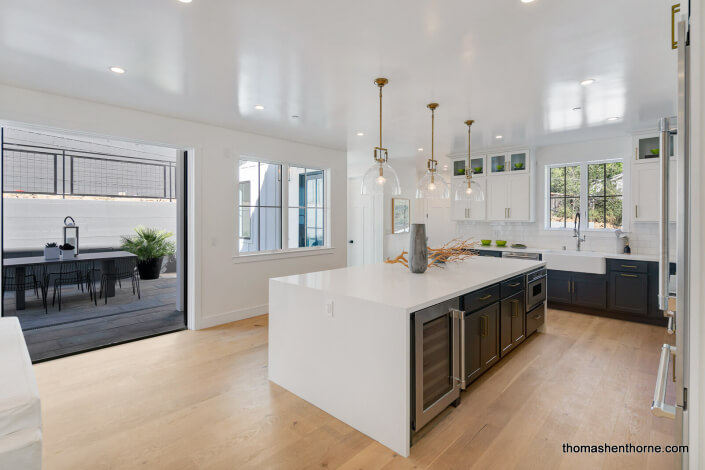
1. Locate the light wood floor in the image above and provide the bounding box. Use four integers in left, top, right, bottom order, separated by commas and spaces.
34, 308, 678, 469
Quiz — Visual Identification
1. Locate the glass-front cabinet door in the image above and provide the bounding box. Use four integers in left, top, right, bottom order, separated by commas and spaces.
509, 151, 528, 172
489, 154, 507, 174
634, 133, 676, 162
470, 156, 485, 175
453, 159, 466, 177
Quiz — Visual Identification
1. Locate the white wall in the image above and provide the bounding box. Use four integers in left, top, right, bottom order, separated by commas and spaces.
0, 84, 347, 329
3, 198, 176, 252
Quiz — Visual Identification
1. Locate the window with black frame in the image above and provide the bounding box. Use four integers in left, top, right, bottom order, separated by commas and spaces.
549, 165, 580, 228
238, 160, 282, 253
587, 161, 623, 229
288, 167, 325, 248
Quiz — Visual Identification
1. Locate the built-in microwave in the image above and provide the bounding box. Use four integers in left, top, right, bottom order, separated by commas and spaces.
526, 268, 547, 311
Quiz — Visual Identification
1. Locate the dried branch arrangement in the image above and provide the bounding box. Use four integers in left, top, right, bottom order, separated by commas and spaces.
385, 238, 479, 269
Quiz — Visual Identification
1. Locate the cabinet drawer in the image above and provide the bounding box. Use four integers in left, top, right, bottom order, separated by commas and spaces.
463, 284, 500, 313
526, 304, 545, 337
501, 275, 525, 299
607, 259, 648, 273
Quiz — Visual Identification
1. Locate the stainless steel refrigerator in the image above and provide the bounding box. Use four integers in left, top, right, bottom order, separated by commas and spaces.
650, 16, 691, 470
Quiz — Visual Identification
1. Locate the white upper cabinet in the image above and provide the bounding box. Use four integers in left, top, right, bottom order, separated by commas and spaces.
631, 160, 676, 222
449, 148, 533, 223
451, 178, 486, 221
632, 132, 676, 163
487, 174, 530, 221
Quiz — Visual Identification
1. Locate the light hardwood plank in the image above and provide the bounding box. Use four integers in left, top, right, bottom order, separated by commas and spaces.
34, 309, 678, 469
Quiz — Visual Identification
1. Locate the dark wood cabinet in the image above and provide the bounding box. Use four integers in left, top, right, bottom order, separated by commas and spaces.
500, 291, 525, 357
463, 303, 499, 386
609, 272, 648, 315
572, 274, 607, 309
547, 270, 572, 304
547, 271, 606, 308
548, 259, 667, 326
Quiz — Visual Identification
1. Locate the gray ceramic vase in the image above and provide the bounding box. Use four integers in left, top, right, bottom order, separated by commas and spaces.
409, 223, 428, 274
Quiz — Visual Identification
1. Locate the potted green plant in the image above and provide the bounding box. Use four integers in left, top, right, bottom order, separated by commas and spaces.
121, 227, 176, 280
44, 242, 60, 260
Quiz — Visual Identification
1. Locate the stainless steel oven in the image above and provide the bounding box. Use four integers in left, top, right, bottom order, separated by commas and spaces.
526, 268, 546, 311
411, 297, 462, 432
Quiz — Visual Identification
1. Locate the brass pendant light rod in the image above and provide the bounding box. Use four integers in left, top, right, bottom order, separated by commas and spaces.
427, 103, 439, 177
374, 78, 388, 164
465, 120, 474, 185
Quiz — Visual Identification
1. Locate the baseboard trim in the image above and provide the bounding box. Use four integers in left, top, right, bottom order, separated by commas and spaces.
198, 304, 268, 329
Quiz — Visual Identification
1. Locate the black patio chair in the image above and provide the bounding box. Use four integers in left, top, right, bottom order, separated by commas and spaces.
97, 257, 140, 305
49, 261, 93, 312
2, 265, 48, 314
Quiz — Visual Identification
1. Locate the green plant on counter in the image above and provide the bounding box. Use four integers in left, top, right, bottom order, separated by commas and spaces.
121, 226, 176, 262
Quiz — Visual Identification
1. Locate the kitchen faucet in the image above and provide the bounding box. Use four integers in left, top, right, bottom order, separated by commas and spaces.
573, 212, 586, 251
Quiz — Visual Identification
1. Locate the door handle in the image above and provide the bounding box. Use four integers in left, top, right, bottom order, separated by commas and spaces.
510, 299, 519, 317
651, 343, 676, 419
452, 309, 464, 390
348, 240, 354, 244
457, 309, 466, 389
635, 205, 638, 218
481, 315, 488, 337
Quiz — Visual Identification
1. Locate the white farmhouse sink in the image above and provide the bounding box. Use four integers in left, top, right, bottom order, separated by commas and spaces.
542, 250, 607, 274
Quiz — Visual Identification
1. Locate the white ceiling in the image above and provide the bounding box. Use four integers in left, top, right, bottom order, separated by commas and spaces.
0, 0, 678, 175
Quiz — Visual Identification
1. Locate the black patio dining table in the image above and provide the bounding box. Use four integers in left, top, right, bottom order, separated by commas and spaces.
4, 251, 138, 310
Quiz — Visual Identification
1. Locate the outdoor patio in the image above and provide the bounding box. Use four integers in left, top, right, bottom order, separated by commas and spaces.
2, 274, 184, 362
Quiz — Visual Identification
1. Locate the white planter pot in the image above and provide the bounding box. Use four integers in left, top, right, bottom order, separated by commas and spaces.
44, 247, 60, 261
60, 249, 76, 260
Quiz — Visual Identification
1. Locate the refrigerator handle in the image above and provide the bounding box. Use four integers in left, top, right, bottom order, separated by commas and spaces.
651, 343, 677, 419
657, 118, 670, 311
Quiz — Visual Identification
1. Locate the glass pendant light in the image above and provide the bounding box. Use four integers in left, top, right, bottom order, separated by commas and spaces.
416, 103, 449, 199
453, 120, 485, 202
361, 78, 402, 196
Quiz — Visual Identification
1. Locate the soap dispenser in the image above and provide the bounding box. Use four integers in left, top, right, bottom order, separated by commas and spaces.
623, 236, 631, 254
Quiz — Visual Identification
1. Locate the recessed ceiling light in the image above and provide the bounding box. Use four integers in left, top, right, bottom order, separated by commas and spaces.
356, 132, 365, 136
572, 106, 582, 111
109, 66, 125, 74
495, 135, 503, 139
178, 0, 192, 3
580, 78, 596, 86
254, 105, 265, 110
607, 116, 621, 121
521, 0, 535, 3
417, 148, 424, 152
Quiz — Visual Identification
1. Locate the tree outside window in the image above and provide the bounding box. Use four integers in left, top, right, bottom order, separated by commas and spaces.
549, 165, 580, 228
588, 162, 623, 229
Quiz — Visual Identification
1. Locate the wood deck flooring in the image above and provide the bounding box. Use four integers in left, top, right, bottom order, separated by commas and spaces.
3, 275, 184, 361
34, 308, 679, 469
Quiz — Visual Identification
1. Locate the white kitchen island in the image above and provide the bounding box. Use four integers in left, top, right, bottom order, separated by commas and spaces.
268, 256, 546, 457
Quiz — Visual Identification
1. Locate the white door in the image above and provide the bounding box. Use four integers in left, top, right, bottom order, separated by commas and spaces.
632, 163, 660, 222
507, 174, 530, 221
486, 177, 509, 221
347, 178, 365, 266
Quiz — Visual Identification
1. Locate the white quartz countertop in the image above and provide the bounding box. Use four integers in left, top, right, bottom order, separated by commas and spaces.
473, 246, 659, 262
270, 257, 545, 312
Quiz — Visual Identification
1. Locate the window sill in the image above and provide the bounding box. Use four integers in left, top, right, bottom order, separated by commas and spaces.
232, 247, 335, 264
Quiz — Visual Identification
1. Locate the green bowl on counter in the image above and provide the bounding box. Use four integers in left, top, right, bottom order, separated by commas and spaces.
495, 240, 507, 247
480, 239, 492, 246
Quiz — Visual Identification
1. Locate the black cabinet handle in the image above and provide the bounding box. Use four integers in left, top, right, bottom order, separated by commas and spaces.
348, 240, 354, 244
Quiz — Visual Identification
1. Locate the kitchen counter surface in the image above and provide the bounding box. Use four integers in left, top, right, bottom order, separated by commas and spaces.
473, 246, 659, 262
271, 256, 545, 312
